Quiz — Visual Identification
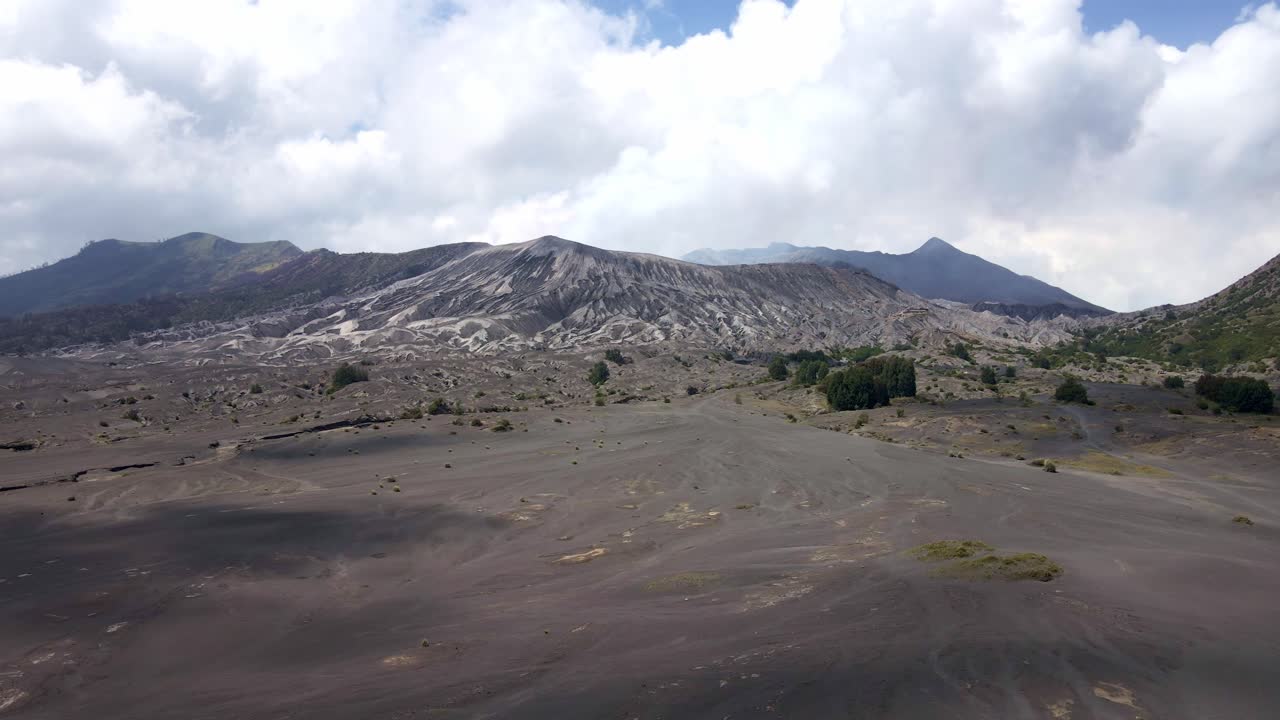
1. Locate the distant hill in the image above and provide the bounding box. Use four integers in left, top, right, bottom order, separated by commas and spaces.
1086, 251, 1280, 372
683, 238, 1109, 319
0, 235, 1069, 358
0, 233, 303, 317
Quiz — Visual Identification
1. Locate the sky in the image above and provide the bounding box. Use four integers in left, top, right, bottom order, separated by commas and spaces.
1, 0, 1277, 312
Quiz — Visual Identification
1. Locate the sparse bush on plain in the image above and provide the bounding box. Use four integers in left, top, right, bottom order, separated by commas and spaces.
400, 406, 424, 420
604, 348, 627, 365
949, 343, 973, 363
329, 362, 369, 393
1005, 366, 1016, 379
588, 361, 610, 386
492, 418, 512, 432
1233, 514, 1254, 526
250, 383, 264, 394
1054, 377, 1090, 404
427, 398, 453, 415
1163, 375, 1185, 389
980, 366, 998, 385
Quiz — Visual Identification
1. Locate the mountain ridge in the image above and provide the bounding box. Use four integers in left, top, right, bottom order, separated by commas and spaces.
683, 237, 1109, 320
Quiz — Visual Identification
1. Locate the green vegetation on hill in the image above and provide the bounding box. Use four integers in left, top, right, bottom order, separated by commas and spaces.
1054, 377, 1090, 404
1195, 374, 1274, 413
588, 361, 610, 386
1086, 254, 1280, 370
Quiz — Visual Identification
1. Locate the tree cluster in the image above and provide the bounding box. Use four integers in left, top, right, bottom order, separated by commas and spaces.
825, 356, 916, 411
1195, 374, 1274, 413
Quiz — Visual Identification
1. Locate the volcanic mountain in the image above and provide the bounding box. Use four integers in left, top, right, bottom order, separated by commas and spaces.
1, 236, 1071, 362
684, 238, 1109, 320
0, 232, 303, 317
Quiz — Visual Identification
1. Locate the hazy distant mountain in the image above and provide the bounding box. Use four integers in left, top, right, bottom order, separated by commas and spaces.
684, 238, 1109, 319
0, 235, 1071, 359
0, 233, 302, 317
1089, 251, 1280, 371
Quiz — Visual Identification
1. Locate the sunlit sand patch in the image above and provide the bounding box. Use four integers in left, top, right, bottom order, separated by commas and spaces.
658, 502, 721, 529
1093, 682, 1144, 717
0, 689, 28, 713
554, 548, 607, 565
810, 536, 891, 563
497, 503, 548, 522
106, 622, 128, 634
1046, 698, 1073, 718
380, 654, 417, 668
742, 577, 813, 611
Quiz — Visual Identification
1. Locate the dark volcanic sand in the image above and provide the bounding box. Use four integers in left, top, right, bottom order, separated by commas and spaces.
3, 392, 1279, 718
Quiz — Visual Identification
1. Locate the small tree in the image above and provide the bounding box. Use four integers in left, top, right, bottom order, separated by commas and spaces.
949, 343, 973, 363
767, 356, 789, 381
329, 362, 369, 393
1163, 375, 1184, 389
980, 366, 998, 385
604, 348, 626, 365
1005, 366, 1016, 379
588, 361, 610, 386
427, 398, 452, 415
249, 383, 264, 394
1054, 377, 1090, 404
793, 359, 829, 387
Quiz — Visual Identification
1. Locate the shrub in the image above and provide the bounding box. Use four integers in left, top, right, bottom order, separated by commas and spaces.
249, 383, 264, 394
1054, 377, 1090, 404
122, 408, 141, 422
686, 385, 699, 396
1043, 461, 1057, 473
1194, 374, 1274, 413
427, 398, 453, 415
767, 356, 789, 381
587, 361, 610, 386
329, 363, 369, 392
1005, 366, 1016, 379
492, 418, 513, 432
1163, 375, 1185, 389
470, 418, 483, 427
400, 406, 424, 420
594, 395, 606, 406
793, 359, 829, 387
604, 348, 626, 365
949, 343, 973, 363
980, 366, 998, 385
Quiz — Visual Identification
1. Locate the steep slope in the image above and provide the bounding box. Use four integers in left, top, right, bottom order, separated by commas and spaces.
117, 236, 1069, 363
0, 233, 302, 316
1086, 251, 1280, 371
683, 238, 1109, 319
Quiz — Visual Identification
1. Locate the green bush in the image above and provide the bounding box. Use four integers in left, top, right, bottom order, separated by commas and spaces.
427, 398, 453, 415
1054, 377, 1090, 404
767, 356, 789, 381
1163, 375, 1185, 389
949, 343, 973, 363
980, 366, 998, 385
329, 363, 369, 392
604, 348, 626, 365
1195, 374, 1274, 413
588, 361, 610, 386
1004, 366, 1016, 379
793, 359, 829, 387
249, 383, 264, 394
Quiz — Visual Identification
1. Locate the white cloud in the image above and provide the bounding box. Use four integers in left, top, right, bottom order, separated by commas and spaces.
1, 0, 1278, 311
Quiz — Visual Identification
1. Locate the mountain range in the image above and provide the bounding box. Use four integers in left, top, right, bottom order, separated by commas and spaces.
0, 234, 1069, 360
1, 232, 1275, 369
684, 238, 1109, 320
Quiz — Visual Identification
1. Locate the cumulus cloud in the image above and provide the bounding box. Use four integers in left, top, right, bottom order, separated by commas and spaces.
1, 0, 1278, 311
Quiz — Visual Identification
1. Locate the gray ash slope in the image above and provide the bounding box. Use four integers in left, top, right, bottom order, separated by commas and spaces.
114, 236, 1069, 362
684, 237, 1109, 320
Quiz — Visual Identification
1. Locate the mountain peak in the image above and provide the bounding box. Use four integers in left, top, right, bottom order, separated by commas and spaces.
912, 237, 958, 255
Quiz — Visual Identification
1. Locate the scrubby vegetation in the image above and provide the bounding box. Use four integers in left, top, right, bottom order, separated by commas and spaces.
948, 342, 973, 363
909, 540, 993, 561
826, 356, 916, 411
1163, 375, 1185, 389
767, 356, 789, 381
792, 359, 829, 387
980, 366, 998, 385
1054, 377, 1090, 404
328, 362, 369, 392
604, 348, 627, 365
1194, 374, 1274, 413
910, 541, 1062, 582
588, 361, 610, 386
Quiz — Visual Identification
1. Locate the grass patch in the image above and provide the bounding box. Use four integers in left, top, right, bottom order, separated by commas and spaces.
909, 540, 993, 562
643, 571, 722, 593
943, 553, 1064, 582
1058, 451, 1173, 478
911, 541, 1063, 582
1233, 515, 1254, 526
